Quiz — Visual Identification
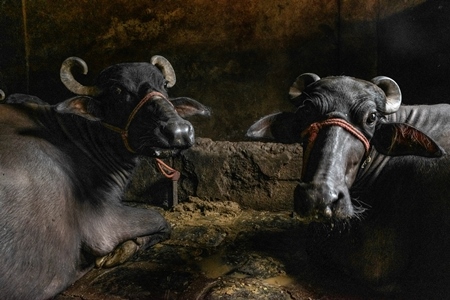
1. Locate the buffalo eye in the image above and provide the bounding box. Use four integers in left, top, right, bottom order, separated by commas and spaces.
110, 85, 133, 103
114, 87, 122, 95
366, 112, 378, 125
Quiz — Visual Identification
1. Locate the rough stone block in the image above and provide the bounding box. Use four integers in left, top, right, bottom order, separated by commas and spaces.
125, 138, 303, 211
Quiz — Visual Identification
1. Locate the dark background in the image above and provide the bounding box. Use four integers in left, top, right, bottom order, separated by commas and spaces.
0, 0, 448, 140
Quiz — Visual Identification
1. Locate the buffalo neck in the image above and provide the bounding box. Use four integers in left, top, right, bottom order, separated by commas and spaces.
42, 106, 138, 191
355, 104, 450, 188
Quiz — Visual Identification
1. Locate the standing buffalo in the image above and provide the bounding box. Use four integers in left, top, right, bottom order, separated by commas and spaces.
0, 56, 209, 300
247, 73, 450, 297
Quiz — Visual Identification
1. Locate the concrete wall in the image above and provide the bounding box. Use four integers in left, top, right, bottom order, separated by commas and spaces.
0, 0, 435, 141
125, 138, 303, 211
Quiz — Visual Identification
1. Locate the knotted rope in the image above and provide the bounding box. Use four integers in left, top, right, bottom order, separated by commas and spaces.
155, 158, 180, 207
155, 158, 180, 181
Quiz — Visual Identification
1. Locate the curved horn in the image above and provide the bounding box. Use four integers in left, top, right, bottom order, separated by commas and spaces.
0, 89, 5, 101
60, 57, 100, 96
371, 76, 402, 114
151, 55, 176, 88
289, 73, 320, 99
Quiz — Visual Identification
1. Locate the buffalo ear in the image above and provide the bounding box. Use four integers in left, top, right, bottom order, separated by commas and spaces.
289, 73, 320, 107
372, 123, 445, 157
246, 112, 300, 143
55, 96, 100, 121
170, 97, 211, 118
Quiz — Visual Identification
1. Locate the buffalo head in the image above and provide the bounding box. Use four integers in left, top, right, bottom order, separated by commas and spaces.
247, 74, 444, 220
57, 56, 210, 157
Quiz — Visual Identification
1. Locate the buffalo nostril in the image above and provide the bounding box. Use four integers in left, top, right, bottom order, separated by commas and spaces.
321, 189, 345, 218
162, 122, 194, 147
295, 183, 351, 219
328, 189, 346, 205
329, 189, 339, 200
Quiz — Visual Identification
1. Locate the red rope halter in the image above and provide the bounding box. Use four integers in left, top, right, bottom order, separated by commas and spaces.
101, 91, 181, 181
155, 158, 180, 181
300, 118, 371, 180
101, 91, 171, 153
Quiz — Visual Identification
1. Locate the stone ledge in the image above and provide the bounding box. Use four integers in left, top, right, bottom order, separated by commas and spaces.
125, 138, 303, 211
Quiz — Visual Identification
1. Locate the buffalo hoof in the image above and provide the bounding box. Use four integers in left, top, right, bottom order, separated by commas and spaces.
95, 240, 139, 268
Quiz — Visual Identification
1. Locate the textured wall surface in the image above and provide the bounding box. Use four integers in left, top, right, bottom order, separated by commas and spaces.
0, 0, 433, 141
125, 138, 303, 211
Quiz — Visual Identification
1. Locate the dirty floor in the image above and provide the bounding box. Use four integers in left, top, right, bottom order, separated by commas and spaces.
56, 197, 383, 300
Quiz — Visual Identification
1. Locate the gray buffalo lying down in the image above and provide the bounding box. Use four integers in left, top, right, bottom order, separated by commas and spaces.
247, 73, 450, 296
0, 56, 209, 300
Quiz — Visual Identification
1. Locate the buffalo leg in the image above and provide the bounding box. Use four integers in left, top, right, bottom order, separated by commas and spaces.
84, 205, 171, 268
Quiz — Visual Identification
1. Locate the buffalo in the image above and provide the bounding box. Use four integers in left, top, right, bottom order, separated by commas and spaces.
0, 56, 209, 299
247, 73, 450, 297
